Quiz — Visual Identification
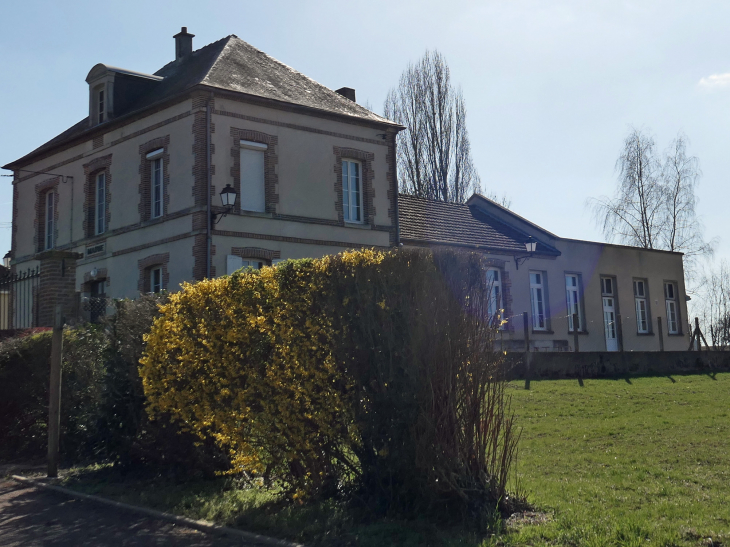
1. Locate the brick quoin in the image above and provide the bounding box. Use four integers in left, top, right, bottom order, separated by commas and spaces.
37, 251, 81, 327
385, 131, 398, 246
192, 234, 214, 280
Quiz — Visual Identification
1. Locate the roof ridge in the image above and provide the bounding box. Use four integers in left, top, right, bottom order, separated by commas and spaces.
398, 193, 471, 207
219, 36, 392, 123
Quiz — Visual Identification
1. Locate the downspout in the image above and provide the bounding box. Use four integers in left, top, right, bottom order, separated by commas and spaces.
391, 129, 401, 246
206, 94, 213, 278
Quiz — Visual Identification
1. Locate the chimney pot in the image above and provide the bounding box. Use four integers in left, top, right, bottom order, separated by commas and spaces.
336, 87, 356, 102
173, 27, 195, 62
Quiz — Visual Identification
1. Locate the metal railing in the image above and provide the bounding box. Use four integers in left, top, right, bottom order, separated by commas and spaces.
0, 266, 41, 330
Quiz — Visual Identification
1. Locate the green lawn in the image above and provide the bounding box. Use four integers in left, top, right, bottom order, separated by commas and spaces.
504, 372, 730, 546
52, 372, 730, 546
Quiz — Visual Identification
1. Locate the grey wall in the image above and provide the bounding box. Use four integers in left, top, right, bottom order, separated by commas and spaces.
506, 351, 730, 380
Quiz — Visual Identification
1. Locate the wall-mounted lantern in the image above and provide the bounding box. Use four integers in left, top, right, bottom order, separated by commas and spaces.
211, 184, 238, 226
514, 236, 537, 270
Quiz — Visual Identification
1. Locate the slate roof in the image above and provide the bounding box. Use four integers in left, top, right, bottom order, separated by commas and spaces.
398, 194, 561, 256
5, 35, 397, 168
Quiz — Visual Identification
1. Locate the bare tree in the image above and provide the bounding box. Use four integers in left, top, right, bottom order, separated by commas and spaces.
699, 261, 730, 349
589, 128, 715, 289
384, 50, 484, 203
590, 128, 664, 249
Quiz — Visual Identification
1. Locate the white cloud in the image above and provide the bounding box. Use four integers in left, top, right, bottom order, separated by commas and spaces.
698, 73, 730, 90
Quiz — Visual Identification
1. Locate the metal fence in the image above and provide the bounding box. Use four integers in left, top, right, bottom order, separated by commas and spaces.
81, 296, 108, 324
0, 266, 41, 330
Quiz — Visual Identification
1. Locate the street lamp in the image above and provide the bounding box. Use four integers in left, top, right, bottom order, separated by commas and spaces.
514, 236, 537, 270
211, 184, 237, 226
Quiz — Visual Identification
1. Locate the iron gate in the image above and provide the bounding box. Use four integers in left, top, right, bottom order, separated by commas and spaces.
0, 266, 40, 330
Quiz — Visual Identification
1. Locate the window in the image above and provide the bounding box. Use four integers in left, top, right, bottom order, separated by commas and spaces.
565, 274, 583, 332
342, 159, 362, 223
530, 271, 547, 330
146, 148, 164, 218
240, 140, 266, 212
98, 88, 105, 123
45, 191, 54, 250
226, 254, 267, 275
665, 282, 679, 334
634, 279, 649, 333
486, 268, 502, 324
601, 277, 613, 296
95, 172, 106, 235
150, 267, 163, 293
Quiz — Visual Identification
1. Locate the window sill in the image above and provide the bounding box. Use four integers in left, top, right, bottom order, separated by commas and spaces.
568, 330, 590, 336
667, 333, 684, 337
532, 329, 554, 334
236, 210, 272, 219
636, 332, 655, 336
344, 222, 371, 230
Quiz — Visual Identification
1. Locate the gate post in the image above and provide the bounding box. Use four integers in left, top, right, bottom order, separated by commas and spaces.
37, 251, 82, 327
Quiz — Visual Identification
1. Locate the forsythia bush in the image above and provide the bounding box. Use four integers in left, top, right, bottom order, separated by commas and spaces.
141, 248, 520, 522
141, 257, 356, 497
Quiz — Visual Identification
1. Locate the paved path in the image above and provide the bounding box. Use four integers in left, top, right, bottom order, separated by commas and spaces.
0, 479, 252, 546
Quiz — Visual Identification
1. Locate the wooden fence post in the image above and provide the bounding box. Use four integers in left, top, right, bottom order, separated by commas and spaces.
523, 311, 531, 390
47, 305, 63, 478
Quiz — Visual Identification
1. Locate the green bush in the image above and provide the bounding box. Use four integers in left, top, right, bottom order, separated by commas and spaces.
0, 325, 107, 462
0, 294, 229, 476
142, 248, 520, 526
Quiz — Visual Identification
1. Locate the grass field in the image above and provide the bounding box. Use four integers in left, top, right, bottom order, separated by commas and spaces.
52, 372, 730, 546
504, 372, 730, 546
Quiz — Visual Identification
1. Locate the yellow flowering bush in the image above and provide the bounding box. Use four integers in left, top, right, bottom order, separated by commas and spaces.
140, 257, 355, 497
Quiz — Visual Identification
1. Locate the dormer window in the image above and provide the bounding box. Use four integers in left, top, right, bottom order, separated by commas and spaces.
98, 88, 105, 123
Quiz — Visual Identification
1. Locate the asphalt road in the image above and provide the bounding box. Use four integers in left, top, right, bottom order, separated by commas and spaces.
0, 479, 254, 546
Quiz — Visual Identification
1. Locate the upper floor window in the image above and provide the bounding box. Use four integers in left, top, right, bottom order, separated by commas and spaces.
342, 159, 362, 223
146, 148, 164, 218
486, 268, 502, 324
634, 279, 649, 333
45, 191, 55, 250
95, 172, 106, 235
98, 88, 105, 124
240, 140, 266, 213
530, 271, 547, 331
565, 274, 584, 332
665, 282, 679, 334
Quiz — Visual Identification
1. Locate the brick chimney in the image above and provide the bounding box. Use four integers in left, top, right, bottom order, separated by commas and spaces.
173, 27, 195, 61
336, 87, 356, 102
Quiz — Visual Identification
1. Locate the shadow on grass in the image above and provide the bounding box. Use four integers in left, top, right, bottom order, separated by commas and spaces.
55, 464, 505, 547
667, 375, 676, 383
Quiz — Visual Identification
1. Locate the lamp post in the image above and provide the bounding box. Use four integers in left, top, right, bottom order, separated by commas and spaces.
514, 236, 537, 270
211, 184, 237, 226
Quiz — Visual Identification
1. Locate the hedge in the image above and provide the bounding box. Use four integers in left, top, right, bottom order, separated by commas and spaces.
141, 248, 520, 523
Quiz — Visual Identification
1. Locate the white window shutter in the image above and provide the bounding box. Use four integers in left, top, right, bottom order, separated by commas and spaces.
226, 254, 244, 275
240, 148, 265, 212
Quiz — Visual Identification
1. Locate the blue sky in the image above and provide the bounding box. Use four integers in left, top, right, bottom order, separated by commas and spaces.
1, 0, 728, 269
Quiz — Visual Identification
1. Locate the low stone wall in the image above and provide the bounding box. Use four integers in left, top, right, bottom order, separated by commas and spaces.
506, 351, 730, 380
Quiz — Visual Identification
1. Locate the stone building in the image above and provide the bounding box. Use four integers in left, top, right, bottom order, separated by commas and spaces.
3, 28, 690, 351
